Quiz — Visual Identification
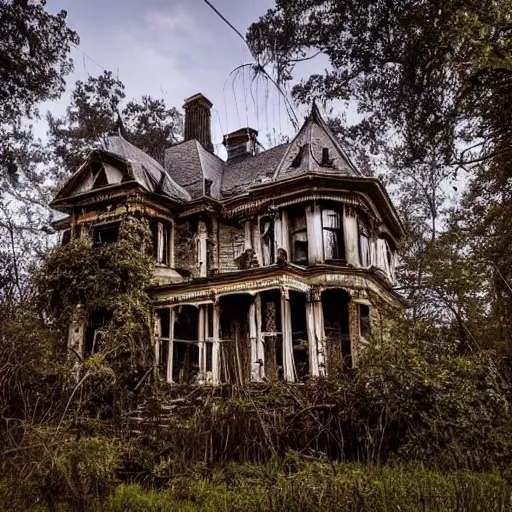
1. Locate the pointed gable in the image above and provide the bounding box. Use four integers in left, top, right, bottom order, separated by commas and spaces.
273, 102, 361, 181
52, 135, 191, 206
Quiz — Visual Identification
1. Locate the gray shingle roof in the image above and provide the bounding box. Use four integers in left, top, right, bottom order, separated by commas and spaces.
164, 103, 361, 201
103, 136, 191, 201
165, 140, 224, 199
220, 144, 289, 197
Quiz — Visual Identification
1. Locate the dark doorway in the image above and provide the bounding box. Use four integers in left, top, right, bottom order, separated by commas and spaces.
322, 289, 351, 369
219, 294, 253, 384
172, 306, 199, 383
290, 291, 308, 380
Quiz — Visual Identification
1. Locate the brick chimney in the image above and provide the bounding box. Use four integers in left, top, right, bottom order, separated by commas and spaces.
183, 93, 213, 153
223, 128, 258, 160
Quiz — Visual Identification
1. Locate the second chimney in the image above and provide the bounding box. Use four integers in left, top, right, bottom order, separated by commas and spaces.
183, 93, 213, 153
223, 128, 258, 160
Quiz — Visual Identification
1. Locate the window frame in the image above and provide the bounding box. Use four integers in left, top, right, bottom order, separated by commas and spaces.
321, 207, 345, 261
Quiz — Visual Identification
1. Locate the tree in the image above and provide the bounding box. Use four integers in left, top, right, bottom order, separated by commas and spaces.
47, 71, 183, 181
247, 0, 512, 347
0, 0, 78, 183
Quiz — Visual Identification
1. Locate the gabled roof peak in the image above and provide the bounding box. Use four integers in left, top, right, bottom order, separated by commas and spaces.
272, 101, 361, 180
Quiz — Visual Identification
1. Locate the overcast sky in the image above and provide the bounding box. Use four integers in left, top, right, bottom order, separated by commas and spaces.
42, 0, 320, 158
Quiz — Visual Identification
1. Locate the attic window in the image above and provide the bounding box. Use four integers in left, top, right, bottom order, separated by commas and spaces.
291, 145, 304, 168
322, 148, 332, 167
91, 161, 103, 175
204, 178, 212, 196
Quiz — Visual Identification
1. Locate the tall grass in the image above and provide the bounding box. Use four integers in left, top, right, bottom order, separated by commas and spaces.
22, 461, 510, 512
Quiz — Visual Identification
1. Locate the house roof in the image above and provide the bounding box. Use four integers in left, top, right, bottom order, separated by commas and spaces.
52, 135, 191, 207
164, 139, 224, 199
102, 136, 190, 201
164, 102, 362, 200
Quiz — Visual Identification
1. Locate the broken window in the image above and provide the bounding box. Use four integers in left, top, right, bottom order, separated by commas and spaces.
260, 216, 274, 265
93, 224, 119, 245
358, 215, 371, 267
150, 220, 170, 265
359, 304, 371, 342
156, 308, 170, 379
172, 306, 200, 384
61, 229, 71, 246
322, 209, 344, 260
322, 290, 351, 369
291, 214, 308, 263
84, 309, 111, 356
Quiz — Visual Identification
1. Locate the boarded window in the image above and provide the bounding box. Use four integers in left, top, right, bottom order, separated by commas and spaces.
358, 216, 371, 267
322, 209, 344, 260
291, 215, 308, 263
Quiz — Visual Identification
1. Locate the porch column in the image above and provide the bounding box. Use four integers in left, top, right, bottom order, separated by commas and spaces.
198, 305, 206, 383
249, 298, 261, 382
167, 307, 175, 383
306, 204, 323, 263
212, 300, 221, 385
255, 293, 265, 380
306, 292, 319, 377
153, 309, 160, 369
313, 288, 326, 376
280, 287, 296, 382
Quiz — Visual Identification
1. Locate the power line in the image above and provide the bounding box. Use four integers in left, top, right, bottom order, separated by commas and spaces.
201, 0, 300, 131
202, 0, 247, 44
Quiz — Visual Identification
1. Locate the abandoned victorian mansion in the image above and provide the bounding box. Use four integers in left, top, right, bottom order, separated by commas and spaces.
51, 93, 405, 385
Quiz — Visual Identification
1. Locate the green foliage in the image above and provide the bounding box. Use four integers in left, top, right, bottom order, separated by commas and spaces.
3, 459, 512, 511
35, 215, 155, 416
0, 0, 78, 180
46, 71, 183, 180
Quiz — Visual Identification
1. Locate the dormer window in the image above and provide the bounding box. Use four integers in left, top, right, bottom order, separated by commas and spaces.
291, 145, 305, 168
321, 148, 332, 166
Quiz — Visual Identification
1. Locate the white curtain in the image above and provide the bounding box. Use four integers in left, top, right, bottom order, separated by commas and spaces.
343, 206, 360, 266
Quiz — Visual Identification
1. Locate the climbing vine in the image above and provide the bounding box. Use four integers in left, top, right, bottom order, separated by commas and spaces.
35, 215, 156, 416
